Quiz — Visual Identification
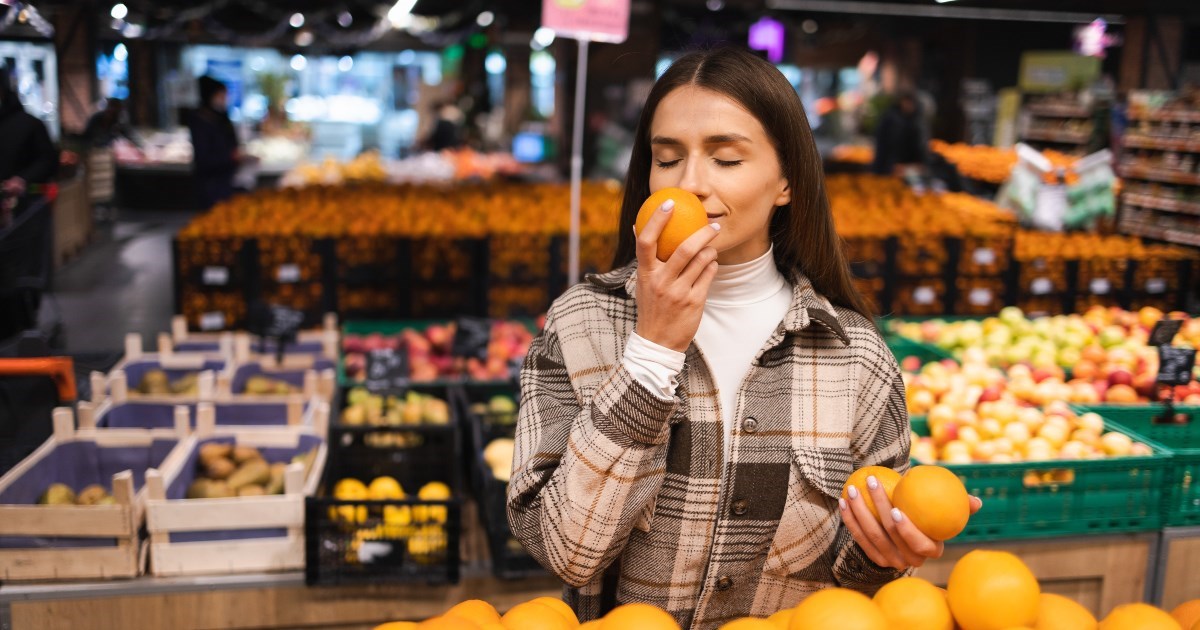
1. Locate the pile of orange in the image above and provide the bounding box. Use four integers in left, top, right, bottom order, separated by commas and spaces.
831, 145, 875, 165
826, 174, 1016, 239
929, 140, 1079, 184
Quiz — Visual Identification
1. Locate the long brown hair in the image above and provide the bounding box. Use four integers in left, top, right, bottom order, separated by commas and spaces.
611, 46, 873, 320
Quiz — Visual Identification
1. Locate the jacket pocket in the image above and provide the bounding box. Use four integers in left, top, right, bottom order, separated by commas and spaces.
760, 447, 854, 578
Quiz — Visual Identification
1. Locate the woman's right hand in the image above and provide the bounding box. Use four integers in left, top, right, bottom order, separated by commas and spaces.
634, 199, 722, 353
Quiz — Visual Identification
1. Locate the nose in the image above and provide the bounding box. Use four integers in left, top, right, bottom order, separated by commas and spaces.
676, 154, 712, 201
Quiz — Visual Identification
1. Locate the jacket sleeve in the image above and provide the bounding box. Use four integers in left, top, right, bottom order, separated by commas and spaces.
832, 330, 913, 593
506, 308, 678, 587
18, 118, 57, 185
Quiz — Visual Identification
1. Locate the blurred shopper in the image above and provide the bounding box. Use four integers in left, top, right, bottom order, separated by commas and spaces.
871, 91, 929, 176
188, 76, 240, 208
83, 98, 137, 220
427, 101, 465, 151
0, 67, 57, 221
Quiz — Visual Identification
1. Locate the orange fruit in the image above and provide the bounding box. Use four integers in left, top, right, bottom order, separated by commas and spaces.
419, 618, 480, 630
1099, 604, 1181, 630
579, 622, 604, 630
790, 588, 887, 630
600, 603, 681, 630
947, 550, 1040, 630
1034, 593, 1096, 630
842, 466, 902, 522
892, 465, 971, 541
767, 609, 794, 629
478, 625, 506, 630
501, 602, 573, 630
634, 187, 709, 261
720, 619, 777, 630
445, 600, 502, 626
375, 623, 419, 630
873, 577, 954, 630
1172, 600, 1200, 629
529, 597, 580, 626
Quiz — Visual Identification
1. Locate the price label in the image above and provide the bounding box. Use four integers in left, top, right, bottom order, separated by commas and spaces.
276, 264, 301, 284
202, 266, 229, 286
1090, 278, 1111, 295
972, 248, 996, 266
200, 312, 226, 331
1148, 319, 1183, 347
1157, 346, 1196, 386
452, 316, 492, 361
364, 347, 410, 393
1030, 278, 1054, 295
913, 287, 936, 305
968, 288, 993, 306
1145, 278, 1168, 294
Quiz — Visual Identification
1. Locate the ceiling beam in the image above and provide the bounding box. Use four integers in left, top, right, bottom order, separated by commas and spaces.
766, 0, 1126, 25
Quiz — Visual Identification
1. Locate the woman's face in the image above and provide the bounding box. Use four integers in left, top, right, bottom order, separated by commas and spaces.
648, 85, 791, 265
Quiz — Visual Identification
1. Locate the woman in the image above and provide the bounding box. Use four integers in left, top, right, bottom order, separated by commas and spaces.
188, 76, 241, 208
507, 47, 979, 629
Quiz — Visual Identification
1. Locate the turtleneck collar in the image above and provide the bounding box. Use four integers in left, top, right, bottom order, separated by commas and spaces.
705, 245, 789, 306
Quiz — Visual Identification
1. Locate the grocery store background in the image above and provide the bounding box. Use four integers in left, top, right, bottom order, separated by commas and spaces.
3, 0, 1200, 629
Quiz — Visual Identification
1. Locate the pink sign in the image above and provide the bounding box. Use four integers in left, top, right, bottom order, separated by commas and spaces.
541, 0, 631, 44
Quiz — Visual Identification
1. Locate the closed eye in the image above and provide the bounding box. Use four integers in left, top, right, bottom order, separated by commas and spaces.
714, 158, 743, 167
655, 159, 682, 169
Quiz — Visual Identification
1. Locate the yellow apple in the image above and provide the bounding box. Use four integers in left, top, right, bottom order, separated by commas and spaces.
1004, 422, 1032, 447
1101, 432, 1133, 456
990, 453, 1015, 463
1077, 412, 1105, 434
1070, 428, 1101, 447
1038, 423, 1070, 449
1130, 442, 1153, 457
1059, 441, 1090, 460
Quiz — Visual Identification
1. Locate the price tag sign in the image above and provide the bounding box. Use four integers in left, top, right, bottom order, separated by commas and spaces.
1148, 319, 1183, 347
276, 264, 301, 284
968, 288, 993, 306
202, 266, 229, 286
913, 287, 936, 305
1157, 346, 1196, 386
364, 347, 410, 393
200, 312, 226, 331
452, 316, 492, 361
972, 248, 996, 266
248, 303, 306, 362
1090, 278, 1111, 295
1145, 278, 1168, 294
1030, 278, 1054, 295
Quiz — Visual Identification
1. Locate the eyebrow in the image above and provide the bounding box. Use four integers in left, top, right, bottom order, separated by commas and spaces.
650, 133, 752, 146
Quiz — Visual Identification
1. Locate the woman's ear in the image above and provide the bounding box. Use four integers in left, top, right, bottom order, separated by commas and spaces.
773, 179, 792, 207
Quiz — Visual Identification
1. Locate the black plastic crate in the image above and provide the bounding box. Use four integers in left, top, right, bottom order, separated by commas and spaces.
454, 383, 543, 579
305, 386, 464, 585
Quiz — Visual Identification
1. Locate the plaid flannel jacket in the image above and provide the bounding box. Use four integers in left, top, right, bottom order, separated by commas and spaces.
507, 261, 910, 630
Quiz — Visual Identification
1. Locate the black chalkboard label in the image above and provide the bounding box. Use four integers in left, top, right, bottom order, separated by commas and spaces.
452, 317, 491, 361
364, 347, 410, 393
1149, 319, 1183, 347
1158, 346, 1197, 387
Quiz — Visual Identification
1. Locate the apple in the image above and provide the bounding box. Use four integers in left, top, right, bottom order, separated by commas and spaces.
1100, 432, 1133, 456
979, 384, 1004, 403
901, 356, 921, 373
973, 440, 998, 461
942, 440, 971, 461
1131, 442, 1154, 457
1038, 423, 1070, 450
1077, 412, 1105, 434
957, 426, 981, 446
1059, 441, 1089, 460
990, 453, 1015, 463
911, 440, 938, 465
979, 418, 1003, 440
1108, 369, 1134, 388
928, 404, 955, 426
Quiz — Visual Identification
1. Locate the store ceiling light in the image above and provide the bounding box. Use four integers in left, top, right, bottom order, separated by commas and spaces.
110, 3, 128, 20
706, 0, 725, 10
338, 11, 353, 27
485, 51, 506, 75
802, 19, 818, 33
113, 43, 128, 61
476, 11, 494, 27
295, 30, 314, 46
388, 0, 418, 28
290, 54, 307, 71
338, 56, 354, 72
533, 27, 556, 48
290, 13, 305, 28
122, 22, 143, 38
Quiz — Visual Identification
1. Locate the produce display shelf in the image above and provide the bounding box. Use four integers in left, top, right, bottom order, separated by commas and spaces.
1128, 110, 1200, 123
1123, 193, 1200, 217
1123, 135, 1200, 153
1120, 220, 1200, 248
1119, 166, 1200, 187
1021, 129, 1091, 145
1026, 104, 1093, 119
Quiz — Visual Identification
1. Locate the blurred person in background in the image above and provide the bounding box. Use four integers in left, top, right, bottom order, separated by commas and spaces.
0, 67, 57, 223
83, 98, 138, 221
188, 76, 241, 208
871, 91, 928, 177
427, 101, 465, 152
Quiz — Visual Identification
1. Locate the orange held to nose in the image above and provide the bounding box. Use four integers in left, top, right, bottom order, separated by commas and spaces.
634, 187, 710, 261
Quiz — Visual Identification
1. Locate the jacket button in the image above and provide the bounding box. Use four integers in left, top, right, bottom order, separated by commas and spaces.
742, 417, 758, 433
731, 499, 748, 516
716, 576, 733, 590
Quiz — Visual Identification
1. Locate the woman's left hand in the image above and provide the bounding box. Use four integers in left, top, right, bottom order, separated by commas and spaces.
838, 474, 983, 570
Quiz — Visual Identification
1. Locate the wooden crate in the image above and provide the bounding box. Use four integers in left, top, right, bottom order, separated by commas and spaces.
144, 403, 330, 577
218, 362, 336, 404
93, 333, 228, 404
1155, 527, 1200, 611
0, 408, 189, 581
172, 314, 340, 361
88, 396, 316, 431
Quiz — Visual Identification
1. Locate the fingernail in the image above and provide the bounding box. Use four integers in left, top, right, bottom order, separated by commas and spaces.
847, 485, 859, 500
709, 222, 721, 231
891, 508, 903, 523
867, 476, 879, 490
838, 498, 848, 511
975, 497, 984, 509
660, 199, 675, 212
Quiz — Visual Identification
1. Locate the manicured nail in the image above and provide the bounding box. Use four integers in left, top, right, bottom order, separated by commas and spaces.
867, 476, 879, 491
660, 199, 675, 212
847, 485, 859, 500
838, 498, 848, 511
891, 508, 904, 523
709, 222, 721, 231
974, 497, 984, 509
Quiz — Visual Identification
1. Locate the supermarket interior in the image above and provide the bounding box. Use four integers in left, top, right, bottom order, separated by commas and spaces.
4, 0, 1200, 629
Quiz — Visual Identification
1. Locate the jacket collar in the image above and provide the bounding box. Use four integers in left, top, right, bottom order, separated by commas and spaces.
585, 261, 850, 346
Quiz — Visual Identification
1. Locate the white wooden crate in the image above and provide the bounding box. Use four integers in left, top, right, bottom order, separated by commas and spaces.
87, 396, 318, 432
144, 402, 330, 577
0, 408, 189, 581
173, 313, 340, 364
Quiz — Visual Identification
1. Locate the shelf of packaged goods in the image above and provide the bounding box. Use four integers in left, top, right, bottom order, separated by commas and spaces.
1123, 193, 1200, 216
1026, 104, 1093, 119
1124, 135, 1200, 153
1119, 166, 1200, 187
1021, 129, 1092, 145
1128, 109, 1200, 124
1120, 218, 1200, 248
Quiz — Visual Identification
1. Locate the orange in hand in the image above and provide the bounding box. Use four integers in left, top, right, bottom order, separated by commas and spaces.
634, 188, 709, 261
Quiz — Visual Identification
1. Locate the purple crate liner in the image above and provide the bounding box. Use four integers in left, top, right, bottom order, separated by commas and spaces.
0, 439, 179, 549
163, 434, 322, 543
174, 340, 325, 355
97, 401, 311, 429
230, 359, 336, 394
122, 359, 227, 391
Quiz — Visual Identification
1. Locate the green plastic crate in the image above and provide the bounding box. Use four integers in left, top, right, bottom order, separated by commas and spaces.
909, 417, 1170, 542
1077, 404, 1200, 527
886, 337, 956, 368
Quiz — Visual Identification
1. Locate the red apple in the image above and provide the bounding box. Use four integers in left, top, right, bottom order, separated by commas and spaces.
1072, 360, 1098, 382
901, 356, 922, 373
979, 385, 1003, 403
1108, 369, 1134, 388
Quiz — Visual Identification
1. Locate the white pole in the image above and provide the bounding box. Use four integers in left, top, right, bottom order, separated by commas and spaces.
568, 38, 589, 286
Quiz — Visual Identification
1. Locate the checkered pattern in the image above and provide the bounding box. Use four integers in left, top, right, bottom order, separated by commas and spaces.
507, 262, 910, 630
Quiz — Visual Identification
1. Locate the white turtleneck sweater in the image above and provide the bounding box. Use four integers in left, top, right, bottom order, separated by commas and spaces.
623, 246, 793, 459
